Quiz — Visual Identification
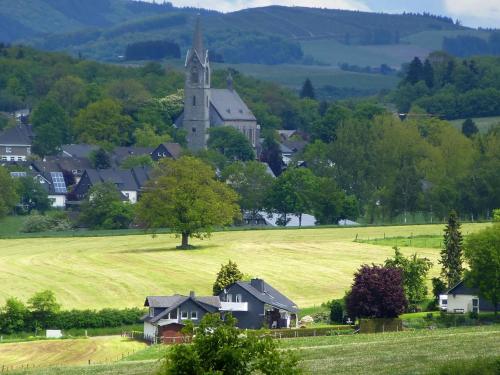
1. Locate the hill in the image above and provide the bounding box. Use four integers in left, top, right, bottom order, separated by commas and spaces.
0, 223, 490, 310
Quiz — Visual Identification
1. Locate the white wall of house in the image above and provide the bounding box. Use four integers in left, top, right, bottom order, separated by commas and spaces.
49, 195, 66, 208
143, 322, 157, 340
446, 294, 478, 313
121, 190, 137, 204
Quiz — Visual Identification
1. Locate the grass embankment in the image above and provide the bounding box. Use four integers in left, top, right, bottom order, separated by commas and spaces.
0, 223, 490, 310
0, 336, 146, 369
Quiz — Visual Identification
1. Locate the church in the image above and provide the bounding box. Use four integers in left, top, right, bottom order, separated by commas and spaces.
175, 17, 260, 152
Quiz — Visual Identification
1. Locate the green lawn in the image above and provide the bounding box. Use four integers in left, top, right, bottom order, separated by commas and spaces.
0, 223, 490, 310
359, 235, 443, 248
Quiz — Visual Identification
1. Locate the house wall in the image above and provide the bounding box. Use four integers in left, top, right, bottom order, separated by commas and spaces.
0, 145, 30, 161
177, 299, 210, 323
49, 195, 66, 208
121, 190, 137, 204
143, 322, 157, 341
73, 173, 92, 200
220, 285, 265, 329
446, 294, 477, 313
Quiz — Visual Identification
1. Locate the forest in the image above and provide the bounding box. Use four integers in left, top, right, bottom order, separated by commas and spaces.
0, 45, 498, 224
393, 52, 500, 119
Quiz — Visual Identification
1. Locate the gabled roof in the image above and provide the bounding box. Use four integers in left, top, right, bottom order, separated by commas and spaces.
0, 124, 33, 146
446, 280, 478, 296
232, 279, 298, 313
210, 89, 256, 122
143, 294, 221, 324
111, 146, 154, 164
82, 168, 148, 192
61, 144, 98, 159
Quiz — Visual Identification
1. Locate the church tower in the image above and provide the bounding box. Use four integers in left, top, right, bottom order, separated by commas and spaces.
183, 16, 211, 151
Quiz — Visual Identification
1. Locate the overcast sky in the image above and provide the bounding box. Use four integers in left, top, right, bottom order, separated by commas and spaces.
162, 0, 500, 28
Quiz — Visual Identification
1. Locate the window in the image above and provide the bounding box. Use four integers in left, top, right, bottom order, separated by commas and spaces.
1, 156, 7, 161
192, 95, 196, 106
167, 310, 178, 319
191, 311, 198, 320
181, 310, 188, 319
235, 294, 242, 303
206, 96, 209, 108
192, 127, 196, 133
149, 308, 154, 318
442, 299, 447, 305
226, 294, 233, 302
190, 67, 199, 83
5, 147, 11, 154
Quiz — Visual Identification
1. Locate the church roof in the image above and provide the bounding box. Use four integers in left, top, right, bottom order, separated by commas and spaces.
210, 89, 256, 122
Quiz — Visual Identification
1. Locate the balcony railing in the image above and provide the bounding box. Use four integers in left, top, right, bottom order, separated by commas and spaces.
220, 302, 248, 312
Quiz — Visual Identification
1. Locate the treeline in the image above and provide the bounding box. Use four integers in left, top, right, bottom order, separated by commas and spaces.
393, 52, 500, 119
339, 63, 396, 75
125, 40, 181, 61
0, 290, 143, 334
443, 32, 500, 57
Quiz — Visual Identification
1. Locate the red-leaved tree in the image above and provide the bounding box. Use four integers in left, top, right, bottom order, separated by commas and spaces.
346, 265, 407, 319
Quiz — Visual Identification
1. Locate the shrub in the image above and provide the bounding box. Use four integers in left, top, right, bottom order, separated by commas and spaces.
20, 211, 72, 233
330, 301, 344, 324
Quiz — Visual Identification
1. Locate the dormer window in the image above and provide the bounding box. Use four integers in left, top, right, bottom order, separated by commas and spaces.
149, 307, 154, 317
190, 67, 199, 84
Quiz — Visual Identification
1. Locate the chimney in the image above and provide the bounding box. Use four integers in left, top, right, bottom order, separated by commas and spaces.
250, 278, 265, 293
189, 291, 196, 298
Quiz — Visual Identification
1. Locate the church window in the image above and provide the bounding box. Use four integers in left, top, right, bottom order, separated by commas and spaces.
205, 68, 209, 85
192, 127, 196, 133
206, 96, 209, 108
193, 96, 196, 106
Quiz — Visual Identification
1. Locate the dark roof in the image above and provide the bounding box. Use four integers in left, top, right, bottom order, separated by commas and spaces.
111, 147, 154, 164
233, 279, 298, 313
80, 167, 152, 193
210, 89, 256, 122
282, 140, 307, 154
0, 124, 33, 146
61, 144, 98, 158
447, 280, 479, 296
143, 294, 221, 323
161, 143, 182, 159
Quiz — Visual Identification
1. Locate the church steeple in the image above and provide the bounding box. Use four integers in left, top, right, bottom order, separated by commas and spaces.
192, 15, 204, 58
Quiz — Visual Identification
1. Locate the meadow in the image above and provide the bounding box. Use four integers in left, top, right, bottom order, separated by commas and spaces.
0, 222, 490, 310
4, 325, 499, 374
449, 116, 500, 133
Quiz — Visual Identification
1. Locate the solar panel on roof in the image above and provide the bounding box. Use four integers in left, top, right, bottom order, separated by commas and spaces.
50, 172, 67, 193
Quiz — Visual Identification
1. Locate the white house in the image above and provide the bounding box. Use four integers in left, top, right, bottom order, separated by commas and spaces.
441, 280, 497, 314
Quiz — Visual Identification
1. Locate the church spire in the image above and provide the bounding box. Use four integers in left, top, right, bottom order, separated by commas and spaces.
192, 15, 204, 57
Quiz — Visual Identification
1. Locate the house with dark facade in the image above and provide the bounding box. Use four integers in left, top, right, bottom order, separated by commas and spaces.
0, 124, 34, 162
219, 278, 299, 329
142, 278, 298, 343
142, 292, 221, 343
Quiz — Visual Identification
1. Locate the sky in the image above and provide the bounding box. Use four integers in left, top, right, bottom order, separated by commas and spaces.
160, 0, 500, 28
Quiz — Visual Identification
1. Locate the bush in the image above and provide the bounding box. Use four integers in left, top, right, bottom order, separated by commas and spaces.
330, 301, 344, 324
20, 211, 72, 233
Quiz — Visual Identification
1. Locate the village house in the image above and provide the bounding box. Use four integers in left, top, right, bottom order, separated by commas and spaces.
175, 17, 260, 152
0, 124, 34, 162
142, 278, 298, 343
9, 170, 67, 208
439, 280, 499, 314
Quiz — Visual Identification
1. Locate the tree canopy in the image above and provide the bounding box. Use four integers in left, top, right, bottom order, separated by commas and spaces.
0, 167, 18, 218
440, 210, 464, 288
212, 260, 244, 296
136, 156, 241, 248
208, 127, 255, 162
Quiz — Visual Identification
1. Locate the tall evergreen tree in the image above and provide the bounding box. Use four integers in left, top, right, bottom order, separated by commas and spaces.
212, 260, 244, 295
405, 57, 424, 85
422, 59, 434, 88
462, 118, 478, 138
439, 210, 464, 288
300, 78, 316, 99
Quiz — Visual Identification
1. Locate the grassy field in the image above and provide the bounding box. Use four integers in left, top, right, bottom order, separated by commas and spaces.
0, 336, 146, 369
449, 116, 500, 134
283, 325, 500, 374
8, 325, 499, 374
359, 235, 443, 249
0, 223, 490, 310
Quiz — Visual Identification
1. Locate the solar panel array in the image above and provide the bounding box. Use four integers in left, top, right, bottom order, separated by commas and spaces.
50, 172, 67, 193
10, 171, 27, 178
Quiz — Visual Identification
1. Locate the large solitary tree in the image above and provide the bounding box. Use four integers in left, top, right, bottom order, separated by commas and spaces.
136, 157, 240, 249
440, 210, 464, 288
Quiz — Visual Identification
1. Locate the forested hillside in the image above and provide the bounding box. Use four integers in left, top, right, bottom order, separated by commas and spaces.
393, 52, 500, 119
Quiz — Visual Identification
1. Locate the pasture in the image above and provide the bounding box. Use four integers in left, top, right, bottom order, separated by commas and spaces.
5, 326, 499, 374
0, 223, 490, 310
449, 116, 500, 134
0, 336, 146, 369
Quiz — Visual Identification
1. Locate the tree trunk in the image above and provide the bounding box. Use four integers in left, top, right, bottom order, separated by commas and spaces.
299, 213, 302, 228
177, 232, 191, 249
